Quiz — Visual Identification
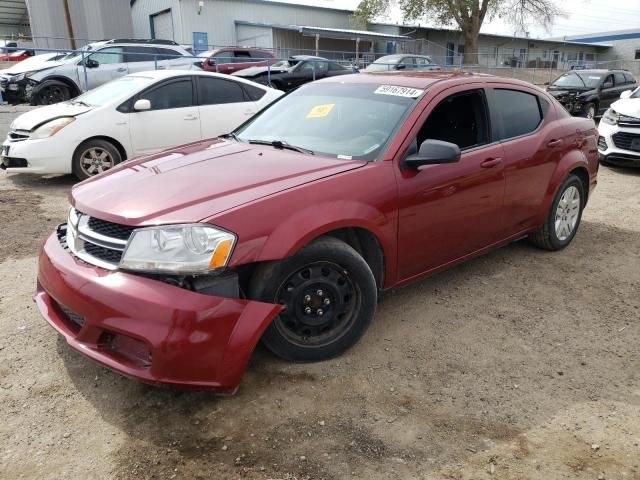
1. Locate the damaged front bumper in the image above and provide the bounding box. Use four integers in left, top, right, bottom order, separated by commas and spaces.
35, 232, 283, 392
0, 75, 35, 104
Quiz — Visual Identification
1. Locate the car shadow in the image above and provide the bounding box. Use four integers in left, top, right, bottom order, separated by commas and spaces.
3, 172, 77, 191
55, 219, 640, 479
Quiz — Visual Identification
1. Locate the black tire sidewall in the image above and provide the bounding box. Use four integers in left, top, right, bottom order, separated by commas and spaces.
583, 102, 596, 119
546, 175, 585, 250
251, 238, 377, 362
36, 83, 71, 105
72, 139, 122, 181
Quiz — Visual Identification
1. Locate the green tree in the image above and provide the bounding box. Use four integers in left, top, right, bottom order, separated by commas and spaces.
354, 0, 562, 64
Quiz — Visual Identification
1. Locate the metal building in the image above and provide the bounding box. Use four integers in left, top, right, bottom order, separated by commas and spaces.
130, 0, 407, 60
0, 0, 30, 39
26, 0, 133, 49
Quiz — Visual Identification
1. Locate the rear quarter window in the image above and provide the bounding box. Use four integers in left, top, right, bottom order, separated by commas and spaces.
494, 89, 543, 140
624, 72, 636, 84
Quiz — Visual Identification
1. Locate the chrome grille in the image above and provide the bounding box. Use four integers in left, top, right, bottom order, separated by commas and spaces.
66, 209, 131, 270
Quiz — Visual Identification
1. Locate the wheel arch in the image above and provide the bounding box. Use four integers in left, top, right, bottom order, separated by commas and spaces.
535, 148, 590, 226
32, 76, 81, 98
73, 135, 129, 163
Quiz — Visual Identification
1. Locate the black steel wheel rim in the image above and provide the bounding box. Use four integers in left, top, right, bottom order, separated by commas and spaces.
41, 86, 67, 104
274, 261, 360, 348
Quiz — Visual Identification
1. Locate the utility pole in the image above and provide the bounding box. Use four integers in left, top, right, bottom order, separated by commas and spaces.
62, 0, 76, 49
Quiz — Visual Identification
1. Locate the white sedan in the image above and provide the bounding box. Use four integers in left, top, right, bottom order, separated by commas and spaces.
0, 70, 283, 179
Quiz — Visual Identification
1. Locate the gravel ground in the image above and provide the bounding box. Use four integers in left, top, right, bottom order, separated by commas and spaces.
1, 163, 639, 480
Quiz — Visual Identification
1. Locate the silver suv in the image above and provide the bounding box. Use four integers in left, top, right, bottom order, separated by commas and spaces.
1, 39, 196, 105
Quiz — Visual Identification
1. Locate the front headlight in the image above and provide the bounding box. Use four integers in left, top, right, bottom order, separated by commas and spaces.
119, 224, 236, 274
11, 71, 37, 82
30, 117, 75, 140
602, 109, 619, 125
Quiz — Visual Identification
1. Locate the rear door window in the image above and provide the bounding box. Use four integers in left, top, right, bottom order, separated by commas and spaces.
198, 77, 247, 105
493, 89, 542, 140
614, 72, 626, 86
233, 50, 252, 63
124, 46, 157, 63
623, 72, 636, 84
154, 47, 180, 61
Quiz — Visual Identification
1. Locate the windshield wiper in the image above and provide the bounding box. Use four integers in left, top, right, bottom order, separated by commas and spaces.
247, 139, 314, 155
220, 132, 239, 141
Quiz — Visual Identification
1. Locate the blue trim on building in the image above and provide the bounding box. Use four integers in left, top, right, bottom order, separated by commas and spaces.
132, 0, 354, 13
570, 32, 640, 43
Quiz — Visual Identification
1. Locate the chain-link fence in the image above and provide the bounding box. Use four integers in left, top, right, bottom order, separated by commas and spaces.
0, 44, 638, 105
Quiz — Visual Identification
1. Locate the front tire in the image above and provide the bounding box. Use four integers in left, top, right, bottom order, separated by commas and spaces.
72, 139, 122, 181
583, 102, 596, 120
250, 236, 377, 362
32, 81, 71, 105
529, 174, 585, 251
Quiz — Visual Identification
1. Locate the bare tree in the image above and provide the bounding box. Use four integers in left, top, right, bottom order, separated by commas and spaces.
354, 0, 563, 64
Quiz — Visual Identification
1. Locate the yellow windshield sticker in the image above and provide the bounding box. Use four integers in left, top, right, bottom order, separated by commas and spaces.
306, 103, 335, 118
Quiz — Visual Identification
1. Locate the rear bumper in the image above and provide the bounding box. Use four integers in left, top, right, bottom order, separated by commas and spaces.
35, 231, 282, 392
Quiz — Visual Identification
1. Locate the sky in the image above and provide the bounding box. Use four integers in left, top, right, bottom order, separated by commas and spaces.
277, 0, 640, 39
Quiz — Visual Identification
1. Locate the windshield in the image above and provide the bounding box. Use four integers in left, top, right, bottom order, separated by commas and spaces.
272, 59, 294, 69
365, 56, 401, 72
73, 75, 153, 107
551, 72, 603, 89
236, 82, 421, 160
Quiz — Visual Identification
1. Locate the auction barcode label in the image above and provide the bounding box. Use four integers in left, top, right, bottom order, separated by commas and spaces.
374, 85, 424, 98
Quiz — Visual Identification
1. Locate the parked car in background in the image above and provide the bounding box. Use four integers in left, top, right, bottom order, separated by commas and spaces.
0, 49, 34, 62
1, 70, 282, 179
1, 39, 195, 106
363, 54, 441, 72
598, 86, 640, 167
233, 55, 353, 91
547, 69, 637, 119
197, 47, 277, 74
0, 52, 70, 104
34, 72, 597, 392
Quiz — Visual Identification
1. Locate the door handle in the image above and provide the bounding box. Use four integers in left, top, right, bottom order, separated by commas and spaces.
243, 109, 254, 115
157, 66, 166, 70
184, 115, 198, 121
480, 157, 502, 168
547, 139, 563, 147
117, 67, 127, 72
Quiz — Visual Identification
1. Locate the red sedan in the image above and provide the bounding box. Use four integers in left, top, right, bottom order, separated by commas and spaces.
0, 49, 34, 62
35, 72, 598, 392
197, 47, 277, 74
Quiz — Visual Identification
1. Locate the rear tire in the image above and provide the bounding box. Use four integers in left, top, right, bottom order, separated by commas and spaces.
72, 139, 122, 181
529, 174, 585, 251
250, 236, 377, 362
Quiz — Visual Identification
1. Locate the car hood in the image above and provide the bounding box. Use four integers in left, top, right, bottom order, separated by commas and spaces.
9, 102, 92, 131
233, 65, 290, 77
71, 139, 366, 225
1, 59, 65, 75
611, 98, 640, 118
548, 87, 595, 98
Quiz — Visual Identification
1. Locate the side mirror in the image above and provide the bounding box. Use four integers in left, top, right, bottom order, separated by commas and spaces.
208, 58, 216, 66
402, 139, 461, 169
133, 99, 151, 111
602, 81, 613, 89
543, 81, 549, 86
85, 58, 99, 68
620, 89, 632, 99
395, 64, 406, 70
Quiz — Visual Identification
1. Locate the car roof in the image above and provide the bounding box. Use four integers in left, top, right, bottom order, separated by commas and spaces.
565, 69, 622, 74
290, 55, 327, 60
315, 70, 543, 90
127, 69, 272, 87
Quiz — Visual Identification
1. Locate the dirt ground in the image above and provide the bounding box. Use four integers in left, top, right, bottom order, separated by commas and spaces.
1, 164, 639, 480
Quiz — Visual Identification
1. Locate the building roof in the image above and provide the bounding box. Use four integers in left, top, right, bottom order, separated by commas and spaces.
131, 0, 355, 14
235, 21, 410, 42
0, 0, 29, 27
372, 22, 612, 48
553, 29, 640, 44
